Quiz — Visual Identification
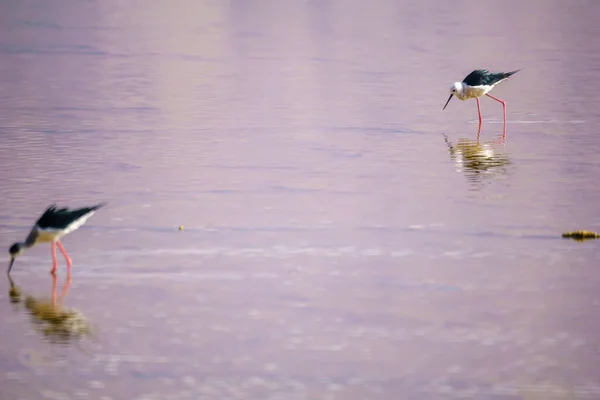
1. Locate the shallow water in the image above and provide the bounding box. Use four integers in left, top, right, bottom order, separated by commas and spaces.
1, 0, 600, 399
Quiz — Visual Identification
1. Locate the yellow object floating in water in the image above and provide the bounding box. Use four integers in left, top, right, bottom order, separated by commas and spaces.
561, 230, 600, 241
178, 225, 185, 231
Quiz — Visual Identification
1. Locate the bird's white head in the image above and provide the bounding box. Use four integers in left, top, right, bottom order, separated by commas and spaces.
450, 82, 464, 96
443, 82, 465, 110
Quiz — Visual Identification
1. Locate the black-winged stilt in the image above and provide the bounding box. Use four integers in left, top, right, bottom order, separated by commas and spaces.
8, 203, 105, 275
443, 69, 520, 133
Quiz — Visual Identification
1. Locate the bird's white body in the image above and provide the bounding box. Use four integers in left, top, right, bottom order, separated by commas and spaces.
57, 211, 97, 236
451, 82, 495, 101
34, 228, 62, 243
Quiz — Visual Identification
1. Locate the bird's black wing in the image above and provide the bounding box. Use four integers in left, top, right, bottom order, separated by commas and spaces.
462, 69, 491, 86
36, 203, 105, 229
463, 69, 520, 86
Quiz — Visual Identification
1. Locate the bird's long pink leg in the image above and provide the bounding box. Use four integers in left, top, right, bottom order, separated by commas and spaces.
476, 97, 483, 133
56, 240, 72, 274
486, 93, 507, 134
50, 242, 58, 275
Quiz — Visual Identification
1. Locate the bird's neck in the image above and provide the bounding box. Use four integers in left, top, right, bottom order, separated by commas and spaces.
456, 84, 468, 100
21, 239, 35, 248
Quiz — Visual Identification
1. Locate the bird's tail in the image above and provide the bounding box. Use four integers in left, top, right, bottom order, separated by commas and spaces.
91, 202, 107, 211
504, 69, 521, 79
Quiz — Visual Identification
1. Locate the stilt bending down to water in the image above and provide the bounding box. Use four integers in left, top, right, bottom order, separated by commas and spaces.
443, 69, 520, 135
8, 203, 105, 276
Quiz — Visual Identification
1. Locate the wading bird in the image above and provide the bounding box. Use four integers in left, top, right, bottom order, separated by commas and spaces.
443, 69, 520, 134
8, 203, 105, 275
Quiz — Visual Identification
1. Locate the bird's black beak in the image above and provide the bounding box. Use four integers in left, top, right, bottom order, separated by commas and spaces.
7, 257, 15, 275
443, 94, 453, 110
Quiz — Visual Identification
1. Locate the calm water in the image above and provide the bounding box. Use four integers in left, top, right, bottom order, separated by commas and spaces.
1, 1, 600, 399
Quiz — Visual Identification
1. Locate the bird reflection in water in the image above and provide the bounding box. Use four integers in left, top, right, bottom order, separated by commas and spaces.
443, 133, 511, 189
8, 275, 94, 344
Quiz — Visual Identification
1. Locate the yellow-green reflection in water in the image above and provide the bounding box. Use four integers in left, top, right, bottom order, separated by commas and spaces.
444, 133, 511, 189
8, 275, 94, 344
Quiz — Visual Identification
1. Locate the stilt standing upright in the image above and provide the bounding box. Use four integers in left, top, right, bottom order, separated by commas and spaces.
443, 69, 520, 136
